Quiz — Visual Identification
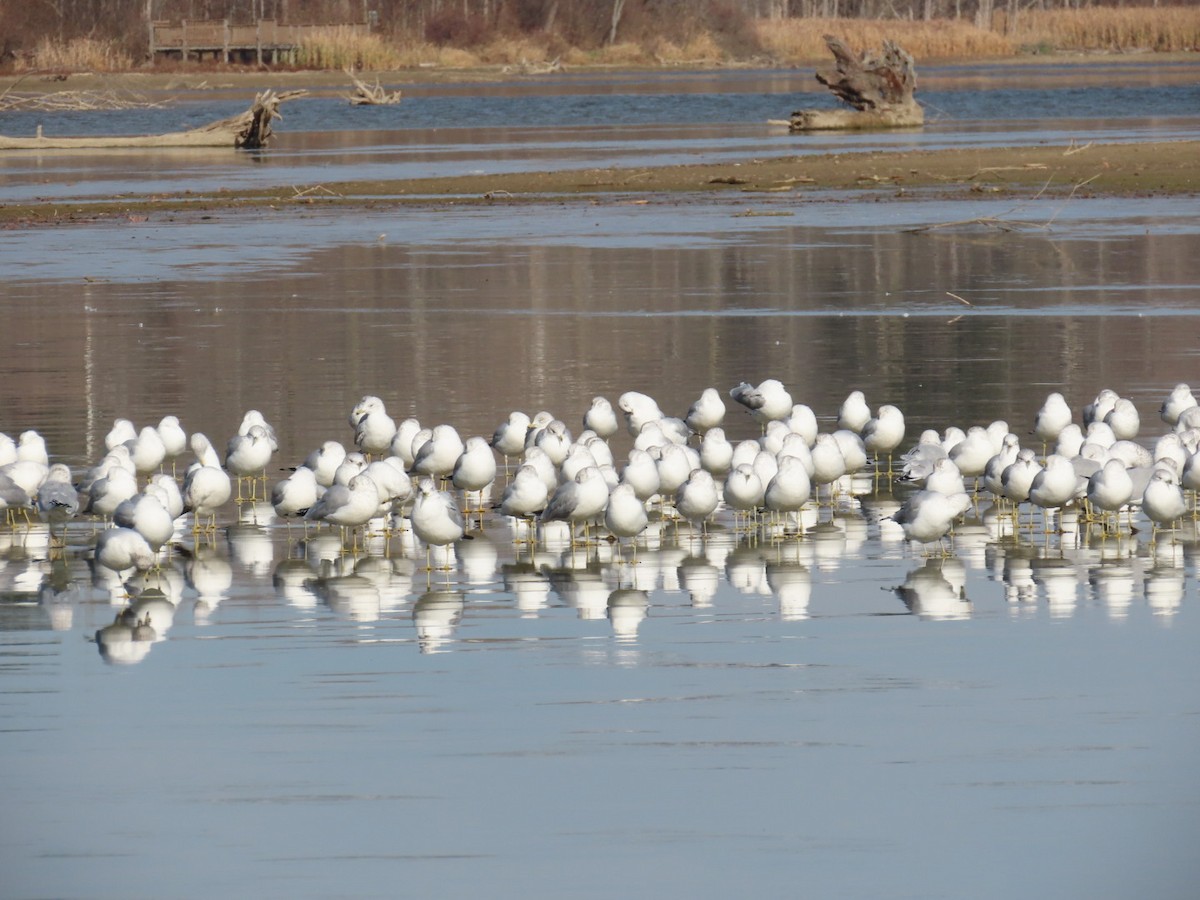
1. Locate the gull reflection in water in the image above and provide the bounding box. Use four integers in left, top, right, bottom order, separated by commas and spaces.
895, 560, 971, 621
412, 589, 464, 653
607, 588, 649, 642
187, 547, 233, 624
766, 563, 811, 621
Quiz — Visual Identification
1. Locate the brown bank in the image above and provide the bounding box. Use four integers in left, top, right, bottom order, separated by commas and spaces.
1, 139, 1195, 228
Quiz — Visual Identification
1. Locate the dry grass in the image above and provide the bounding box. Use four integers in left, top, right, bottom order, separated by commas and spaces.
1002, 8, 1200, 53
294, 27, 403, 70
753, 17, 1014, 63
19, 37, 133, 72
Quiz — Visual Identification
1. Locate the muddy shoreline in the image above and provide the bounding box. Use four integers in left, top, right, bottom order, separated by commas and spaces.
0, 138, 1194, 228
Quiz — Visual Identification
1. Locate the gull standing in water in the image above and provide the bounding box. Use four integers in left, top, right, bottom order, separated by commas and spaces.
862, 405, 906, 475
491, 411, 531, 472
303, 440, 347, 488
838, 390, 872, 434
891, 490, 972, 554
604, 482, 649, 561
1032, 391, 1072, 454
541, 466, 609, 543
305, 473, 380, 547
411, 478, 465, 570
36, 464, 79, 541
1160, 383, 1197, 426
584, 398, 620, 440
411, 424, 465, 482
184, 433, 232, 533
452, 436, 497, 527
499, 464, 549, 541
225, 424, 274, 501
351, 396, 398, 458
685, 388, 726, 435
730, 379, 793, 425
1142, 467, 1188, 540
271, 466, 320, 524
675, 469, 719, 534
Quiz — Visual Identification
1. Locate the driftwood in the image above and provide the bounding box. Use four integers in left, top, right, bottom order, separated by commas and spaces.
789, 36, 923, 132
0, 88, 306, 150
346, 72, 402, 106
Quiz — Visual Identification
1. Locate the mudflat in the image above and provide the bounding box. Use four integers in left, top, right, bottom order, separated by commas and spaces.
0, 138, 1194, 227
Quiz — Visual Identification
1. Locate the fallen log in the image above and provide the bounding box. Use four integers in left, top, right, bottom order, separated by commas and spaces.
789, 36, 923, 132
346, 72, 402, 106
0, 89, 306, 150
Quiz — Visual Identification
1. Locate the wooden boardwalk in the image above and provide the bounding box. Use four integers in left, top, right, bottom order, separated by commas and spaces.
150, 20, 369, 65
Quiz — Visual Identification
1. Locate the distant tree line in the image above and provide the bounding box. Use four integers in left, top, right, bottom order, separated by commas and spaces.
1, 0, 1190, 60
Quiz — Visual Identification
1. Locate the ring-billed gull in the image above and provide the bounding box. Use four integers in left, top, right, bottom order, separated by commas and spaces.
620, 448, 660, 502
685, 388, 726, 435
541, 466, 608, 540
583, 397, 619, 440
838, 390, 871, 434
764, 455, 812, 521
783, 404, 819, 447
16, 431, 49, 467
411, 478, 465, 567
1103, 398, 1140, 441
1160, 383, 1197, 426
271, 466, 320, 521
114, 493, 174, 551
699, 427, 733, 476
891, 490, 971, 552
617, 391, 664, 437
674, 469, 719, 531
948, 426, 993, 480
499, 464, 549, 519
491, 411, 531, 467
156, 416, 188, 470
1028, 454, 1079, 528
411, 424, 465, 480
184, 434, 232, 532
305, 473, 380, 538
225, 424, 274, 501
729, 379, 793, 424
123, 426, 166, 478
724, 464, 765, 525
1142, 467, 1188, 537
303, 440, 347, 488
390, 418, 424, 468
87, 466, 138, 519
95, 526, 156, 576
862, 404, 906, 474
352, 396, 398, 457
1083, 389, 1119, 427
1032, 391, 1072, 449
603, 482, 648, 560
36, 464, 79, 535
1086, 458, 1134, 529
810, 434, 847, 493
105, 419, 137, 453
999, 448, 1042, 505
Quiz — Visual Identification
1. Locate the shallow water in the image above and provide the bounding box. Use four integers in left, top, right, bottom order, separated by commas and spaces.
4, 67, 1200, 898
1, 61, 1198, 201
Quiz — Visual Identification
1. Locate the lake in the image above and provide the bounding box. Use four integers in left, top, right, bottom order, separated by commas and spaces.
2, 63, 1200, 899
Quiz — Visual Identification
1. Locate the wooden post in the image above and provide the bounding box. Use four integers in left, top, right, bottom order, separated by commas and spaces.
146, 0, 154, 62
223, 19, 231, 63
181, 20, 189, 63
256, 19, 262, 66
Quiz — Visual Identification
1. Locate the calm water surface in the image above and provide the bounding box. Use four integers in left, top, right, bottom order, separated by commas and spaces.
3, 67, 1200, 899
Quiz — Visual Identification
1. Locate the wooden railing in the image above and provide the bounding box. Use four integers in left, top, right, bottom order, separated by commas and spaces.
149, 20, 370, 64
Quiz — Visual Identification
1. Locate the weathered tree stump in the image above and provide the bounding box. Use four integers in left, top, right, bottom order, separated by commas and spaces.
789, 36, 923, 132
346, 72, 402, 107
0, 88, 305, 150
